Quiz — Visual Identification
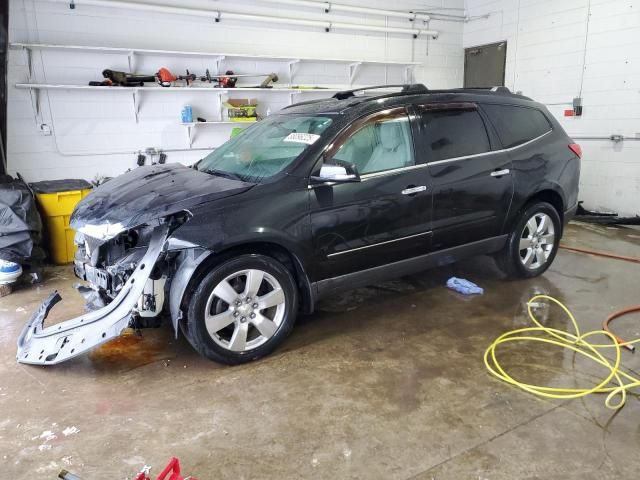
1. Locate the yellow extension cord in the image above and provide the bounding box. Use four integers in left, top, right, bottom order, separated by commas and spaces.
484, 295, 640, 410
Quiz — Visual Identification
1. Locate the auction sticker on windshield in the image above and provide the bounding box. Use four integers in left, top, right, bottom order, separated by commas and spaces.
283, 133, 321, 145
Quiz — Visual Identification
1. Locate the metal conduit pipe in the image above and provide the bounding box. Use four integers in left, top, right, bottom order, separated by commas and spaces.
51, 0, 437, 37
250, 0, 431, 22
572, 135, 640, 142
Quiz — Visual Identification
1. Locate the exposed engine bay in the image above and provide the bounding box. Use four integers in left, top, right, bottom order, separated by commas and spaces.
73, 225, 168, 320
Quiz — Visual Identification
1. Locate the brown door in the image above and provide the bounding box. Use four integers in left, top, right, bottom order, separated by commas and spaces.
464, 41, 507, 88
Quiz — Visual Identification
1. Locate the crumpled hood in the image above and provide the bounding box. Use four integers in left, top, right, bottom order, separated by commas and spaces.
70, 164, 253, 239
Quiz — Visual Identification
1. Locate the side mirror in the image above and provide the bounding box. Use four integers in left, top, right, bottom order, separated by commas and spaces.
311, 161, 360, 184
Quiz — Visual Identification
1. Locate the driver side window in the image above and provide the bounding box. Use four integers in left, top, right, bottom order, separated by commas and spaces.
332, 114, 415, 175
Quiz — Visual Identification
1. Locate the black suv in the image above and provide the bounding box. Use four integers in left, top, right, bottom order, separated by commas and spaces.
18, 84, 580, 366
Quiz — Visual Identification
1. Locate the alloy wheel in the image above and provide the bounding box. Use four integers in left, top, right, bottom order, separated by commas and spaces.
518, 212, 555, 270
204, 269, 286, 352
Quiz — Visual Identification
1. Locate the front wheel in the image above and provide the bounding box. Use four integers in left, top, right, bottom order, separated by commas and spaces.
495, 201, 561, 278
185, 254, 298, 365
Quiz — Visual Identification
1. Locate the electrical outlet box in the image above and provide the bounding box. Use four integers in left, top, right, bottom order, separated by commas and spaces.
572, 97, 583, 116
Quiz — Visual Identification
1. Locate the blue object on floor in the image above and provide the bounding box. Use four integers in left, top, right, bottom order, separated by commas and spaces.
0, 259, 20, 273
0, 259, 22, 284
446, 277, 483, 295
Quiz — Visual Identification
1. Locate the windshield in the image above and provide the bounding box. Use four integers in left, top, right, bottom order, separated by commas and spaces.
196, 114, 334, 182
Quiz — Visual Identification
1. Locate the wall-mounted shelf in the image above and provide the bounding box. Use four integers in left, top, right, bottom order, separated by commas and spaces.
15, 83, 342, 123
12, 41, 417, 151
14, 83, 342, 92
10, 42, 419, 67
180, 121, 252, 146
10, 42, 417, 89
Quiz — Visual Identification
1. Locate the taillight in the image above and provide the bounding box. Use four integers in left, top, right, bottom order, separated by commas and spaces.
568, 143, 582, 158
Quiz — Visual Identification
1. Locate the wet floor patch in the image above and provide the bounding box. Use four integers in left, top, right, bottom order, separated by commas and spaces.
88, 329, 172, 371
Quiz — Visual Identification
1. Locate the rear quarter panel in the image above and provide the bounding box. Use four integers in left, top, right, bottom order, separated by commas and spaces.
502, 115, 579, 231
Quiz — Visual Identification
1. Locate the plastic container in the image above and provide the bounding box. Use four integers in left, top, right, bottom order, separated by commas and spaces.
30, 179, 93, 264
230, 127, 245, 138
0, 259, 22, 284
181, 105, 193, 123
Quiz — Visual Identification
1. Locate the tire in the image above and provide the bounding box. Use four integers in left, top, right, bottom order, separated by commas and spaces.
495, 201, 561, 279
185, 254, 298, 365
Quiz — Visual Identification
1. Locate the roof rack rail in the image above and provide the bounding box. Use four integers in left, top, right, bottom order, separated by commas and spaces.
333, 83, 428, 100
461, 86, 512, 94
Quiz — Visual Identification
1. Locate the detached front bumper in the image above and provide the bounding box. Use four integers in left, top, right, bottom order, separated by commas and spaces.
16, 226, 169, 365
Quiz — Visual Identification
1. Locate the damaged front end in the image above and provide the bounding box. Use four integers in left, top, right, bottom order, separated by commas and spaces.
73, 222, 166, 316
17, 215, 187, 365
17, 163, 255, 365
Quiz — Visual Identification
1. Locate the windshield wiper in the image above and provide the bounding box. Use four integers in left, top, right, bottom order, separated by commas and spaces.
203, 169, 244, 181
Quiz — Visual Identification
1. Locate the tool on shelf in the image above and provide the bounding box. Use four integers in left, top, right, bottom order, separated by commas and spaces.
89, 67, 279, 89
101, 69, 156, 86
90, 68, 194, 88
256, 72, 279, 88
88, 79, 113, 86
156, 67, 177, 86
178, 69, 197, 86
199, 69, 214, 84
199, 69, 279, 88
291, 85, 329, 89
211, 70, 238, 88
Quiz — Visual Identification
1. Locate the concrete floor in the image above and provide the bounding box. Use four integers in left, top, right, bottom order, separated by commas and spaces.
2, 222, 640, 479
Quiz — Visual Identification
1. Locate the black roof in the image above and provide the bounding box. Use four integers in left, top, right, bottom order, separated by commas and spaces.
283, 84, 537, 116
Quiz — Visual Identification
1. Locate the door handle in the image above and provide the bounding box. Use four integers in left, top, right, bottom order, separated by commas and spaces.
401, 185, 427, 195
490, 169, 510, 177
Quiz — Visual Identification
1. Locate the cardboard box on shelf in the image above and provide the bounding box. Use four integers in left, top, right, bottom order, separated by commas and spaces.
224, 98, 258, 122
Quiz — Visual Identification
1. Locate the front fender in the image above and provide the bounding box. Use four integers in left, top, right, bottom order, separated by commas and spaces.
168, 248, 213, 336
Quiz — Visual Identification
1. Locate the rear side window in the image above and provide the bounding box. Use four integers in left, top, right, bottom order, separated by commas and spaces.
418, 108, 491, 162
483, 104, 552, 148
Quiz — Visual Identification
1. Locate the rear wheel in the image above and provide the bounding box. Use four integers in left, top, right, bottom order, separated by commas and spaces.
496, 201, 561, 278
186, 254, 298, 364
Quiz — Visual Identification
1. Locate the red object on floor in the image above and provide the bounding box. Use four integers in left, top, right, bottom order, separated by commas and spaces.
564, 109, 575, 116
134, 457, 197, 480
156, 457, 188, 480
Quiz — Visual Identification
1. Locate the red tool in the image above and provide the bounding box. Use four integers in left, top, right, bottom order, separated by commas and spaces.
216, 70, 238, 88
156, 68, 197, 87
157, 67, 177, 87
134, 457, 197, 480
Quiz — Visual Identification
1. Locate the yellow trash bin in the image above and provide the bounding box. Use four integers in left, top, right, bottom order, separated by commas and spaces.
30, 180, 93, 264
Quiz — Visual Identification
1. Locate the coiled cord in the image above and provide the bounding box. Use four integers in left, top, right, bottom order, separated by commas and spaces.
484, 295, 640, 410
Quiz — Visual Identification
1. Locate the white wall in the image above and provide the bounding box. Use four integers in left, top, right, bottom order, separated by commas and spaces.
9, 0, 640, 215
7, 0, 464, 182
464, 0, 640, 216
